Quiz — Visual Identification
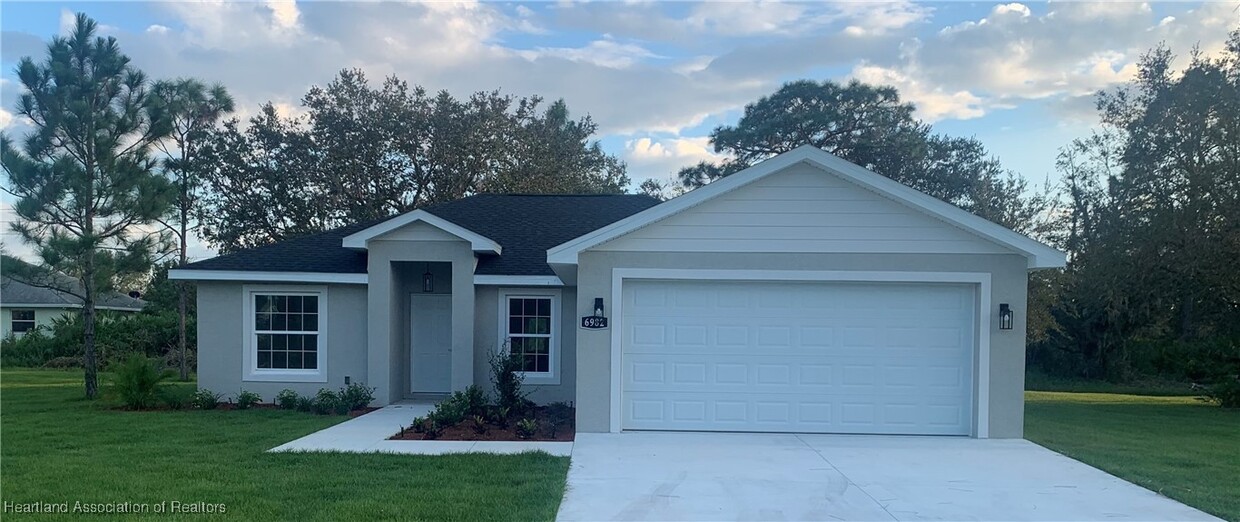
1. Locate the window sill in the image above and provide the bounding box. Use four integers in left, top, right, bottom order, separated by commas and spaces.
243, 370, 327, 383
518, 372, 560, 386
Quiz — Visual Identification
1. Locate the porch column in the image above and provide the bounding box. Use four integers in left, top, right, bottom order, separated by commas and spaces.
450, 257, 475, 391
366, 258, 397, 404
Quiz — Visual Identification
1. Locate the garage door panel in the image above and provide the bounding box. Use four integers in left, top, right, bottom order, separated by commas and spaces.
622, 391, 970, 435
621, 280, 975, 435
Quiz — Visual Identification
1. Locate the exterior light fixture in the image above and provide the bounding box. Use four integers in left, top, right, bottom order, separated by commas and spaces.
593, 297, 605, 317
999, 303, 1014, 330
422, 263, 434, 293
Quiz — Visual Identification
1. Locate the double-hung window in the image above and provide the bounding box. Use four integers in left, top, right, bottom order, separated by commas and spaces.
11, 310, 35, 334
500, 290, 559, 383
245, 287, 326, 382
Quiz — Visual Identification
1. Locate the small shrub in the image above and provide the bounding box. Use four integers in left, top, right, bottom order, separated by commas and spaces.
312, 388, 340, 415
191, 389, 224, 410
545, 401, 574, 437
295, 396, 314, 413
490, 344, 532, 414
235, 390, 262, 410
429, 393, 469, 426
423, 420, 443, 440
275, 389, 300, 410
411, 416, 428, 434
161, 386, 194, 410
488, 405, 511, 429
471, 415, 489, 435
110, 354, 175, 410
515, 417, 538, 440
1204, 377, 1240, 408
460, 385, 490, 417
339, 382, 376, 411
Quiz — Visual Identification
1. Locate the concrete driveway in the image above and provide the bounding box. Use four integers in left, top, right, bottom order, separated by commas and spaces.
557, 432, 1219, 521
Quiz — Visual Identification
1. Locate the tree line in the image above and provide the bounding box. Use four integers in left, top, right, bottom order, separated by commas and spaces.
3, 13, 1236, 397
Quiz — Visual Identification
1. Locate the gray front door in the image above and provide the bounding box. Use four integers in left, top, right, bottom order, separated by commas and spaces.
410, 293, 452, 393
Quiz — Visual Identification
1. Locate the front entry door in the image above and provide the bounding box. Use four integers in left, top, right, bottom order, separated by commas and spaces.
410, 294, 452, 393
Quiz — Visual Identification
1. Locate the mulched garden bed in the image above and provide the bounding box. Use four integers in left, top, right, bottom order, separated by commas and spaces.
389, 405, 574, 442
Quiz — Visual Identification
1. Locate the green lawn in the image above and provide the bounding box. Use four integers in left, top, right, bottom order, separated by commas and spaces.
0, 369, 569, 521
1026, 390, 1240, 521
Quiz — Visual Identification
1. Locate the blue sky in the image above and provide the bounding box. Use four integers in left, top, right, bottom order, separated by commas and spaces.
2, 1, 1237, 260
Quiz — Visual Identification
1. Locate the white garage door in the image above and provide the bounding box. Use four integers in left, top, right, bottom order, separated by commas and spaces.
621, 280, 976, 435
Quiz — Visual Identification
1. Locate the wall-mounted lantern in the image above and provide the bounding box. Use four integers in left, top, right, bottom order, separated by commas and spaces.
999, 303, 1014, 330
582, 297, 608, 329
422, 263, 434, 293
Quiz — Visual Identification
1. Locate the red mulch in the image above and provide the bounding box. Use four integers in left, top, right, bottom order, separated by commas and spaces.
388, 406, 574, 442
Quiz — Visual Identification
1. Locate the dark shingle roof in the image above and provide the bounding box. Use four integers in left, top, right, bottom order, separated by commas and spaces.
1, 256, 146, 310
182, 194, 660, 276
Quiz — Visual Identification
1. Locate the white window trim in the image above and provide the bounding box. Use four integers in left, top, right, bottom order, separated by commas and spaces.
497, 288, 562, 385
241, 285, 328, 383
607, 269, 992, 438
10, 309, 36, 335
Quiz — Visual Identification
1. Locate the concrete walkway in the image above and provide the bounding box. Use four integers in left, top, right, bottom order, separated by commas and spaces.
269, 402, 573, 456
558, 432, 1220, 521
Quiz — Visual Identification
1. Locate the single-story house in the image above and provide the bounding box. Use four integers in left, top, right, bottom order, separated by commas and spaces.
170, 146, 1065, 438
1, 275, 146, 338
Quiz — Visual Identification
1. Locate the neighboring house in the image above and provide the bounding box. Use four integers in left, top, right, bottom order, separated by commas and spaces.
170, 146, 1065, 438
1, 275, 146, 338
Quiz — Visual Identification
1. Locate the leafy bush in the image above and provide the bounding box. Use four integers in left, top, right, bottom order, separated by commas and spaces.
338, 382, 376, 411
295, 396, 314, 413
488, 405, 511, 429
191, 389, 224, 410
515, 417, 538, 440
411, 416, 428, 434
471, 415, 489, 435
275, 389, 300, 410
1204, 377, 1240, 408
162, 386, 194, 410
459, 385, 490, 417
312, 388, 347, 415
110, 354, 175, 409
490, 344, 531, 414
0, 310, 197, 369
422, 420, 443, 440
545, 401, 574, 437
428, 390, 479, 426
235, 390, 262, 410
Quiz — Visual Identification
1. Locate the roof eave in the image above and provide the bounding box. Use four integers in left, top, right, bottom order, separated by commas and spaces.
340, 209, 502, 254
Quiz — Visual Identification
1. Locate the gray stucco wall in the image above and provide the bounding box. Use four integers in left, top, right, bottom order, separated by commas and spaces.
196, 282, 368, 402
573, 251, 1030, 438
474, 286, 578, 405
366, 239, 475, 404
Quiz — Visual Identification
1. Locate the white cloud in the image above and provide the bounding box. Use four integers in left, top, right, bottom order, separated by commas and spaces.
850, 64, 986, 122
857, 1, 1237, 122
626, 136, 720, 164
517, 38, 660, 69
146, 24, 170, 34
686, 1, 808, 36
266, 0, 301, 31
58, 9, 75, 35
0, 108, 12, 129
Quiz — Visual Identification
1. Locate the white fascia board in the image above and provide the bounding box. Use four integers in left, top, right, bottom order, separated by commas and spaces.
168, 270, 368, 284
547, 145, 1067, 269
169, 269, 567, 287
340, 209, 502, 254
473, 275, 564, 287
